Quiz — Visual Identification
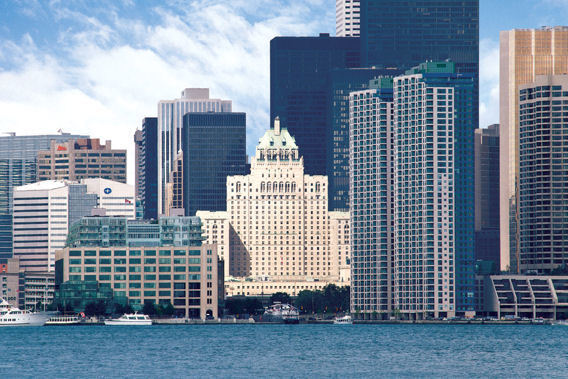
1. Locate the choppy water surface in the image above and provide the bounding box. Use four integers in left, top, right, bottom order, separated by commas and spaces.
0, 324, 567, 378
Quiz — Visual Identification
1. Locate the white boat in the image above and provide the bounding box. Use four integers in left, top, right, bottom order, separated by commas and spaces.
552, 320, 568, 326
263, 302, 300, 324
0, 298, 50, 327
104, 313, 152, 326
46, 314, 84, 326
333, 315, 353, 325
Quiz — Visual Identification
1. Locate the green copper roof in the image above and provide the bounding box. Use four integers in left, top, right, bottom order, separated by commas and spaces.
257, 124, 298, 150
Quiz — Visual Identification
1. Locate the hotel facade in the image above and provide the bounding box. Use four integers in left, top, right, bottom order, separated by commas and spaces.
199, 120, 350, 295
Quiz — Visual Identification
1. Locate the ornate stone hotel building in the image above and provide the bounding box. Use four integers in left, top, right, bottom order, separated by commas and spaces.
198, 119, 350, 296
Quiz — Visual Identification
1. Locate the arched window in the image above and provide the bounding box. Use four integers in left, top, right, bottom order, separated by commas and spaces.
273, 182, 278, 192
236, 182, 241, 192
261, 182, 265, 192
279, 182, 284, 192
285, 182, 290, 193
267, 182, 272, 192
315, 182, 321, 192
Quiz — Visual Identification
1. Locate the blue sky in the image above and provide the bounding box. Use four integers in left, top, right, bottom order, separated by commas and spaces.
1, 0, 568, 182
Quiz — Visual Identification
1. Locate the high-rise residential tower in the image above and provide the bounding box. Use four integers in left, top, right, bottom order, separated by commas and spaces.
0, 133, 88, 260
393, 62, 476, 319
157, 88, 232, 215
181, 112, 247, 216
474, 125, 500, 268
36, 138, 127, 183
328, 67, 400, 211
518, 75, 568, 273
336, 0, 360, 37
500, 27, 568, 272
270, 34, 360, 176
349, 77, 395, 318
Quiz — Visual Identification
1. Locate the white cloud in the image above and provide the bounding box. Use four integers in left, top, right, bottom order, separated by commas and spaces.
479, 38, 500, 128
0, 1, 334, 184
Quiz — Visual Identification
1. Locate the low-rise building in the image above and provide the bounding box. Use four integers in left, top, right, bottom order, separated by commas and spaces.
225, 278, 340, 297
0, 257, 53, 310
479, 275, 568, 320
55, 245, 219, 319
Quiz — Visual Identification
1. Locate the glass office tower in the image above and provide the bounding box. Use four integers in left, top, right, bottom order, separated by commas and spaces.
141, 117, 158, 220
270, 33, 361, 176
359, 0, 479, 75
181, 113, 247, 216
0, 133, 87, 260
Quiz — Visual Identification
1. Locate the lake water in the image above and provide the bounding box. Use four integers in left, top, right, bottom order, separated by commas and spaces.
0, 324, 567, 378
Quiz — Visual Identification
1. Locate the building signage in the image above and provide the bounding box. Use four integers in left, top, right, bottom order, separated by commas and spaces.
104, 188, 112, 195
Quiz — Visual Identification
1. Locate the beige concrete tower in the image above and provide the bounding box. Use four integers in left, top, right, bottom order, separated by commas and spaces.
500, 26, 568, 272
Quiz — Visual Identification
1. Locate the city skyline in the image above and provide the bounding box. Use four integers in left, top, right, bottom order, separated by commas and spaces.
2, 0, 568, 185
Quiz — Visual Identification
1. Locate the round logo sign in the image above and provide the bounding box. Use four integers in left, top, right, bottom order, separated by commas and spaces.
104, 188, 112, 195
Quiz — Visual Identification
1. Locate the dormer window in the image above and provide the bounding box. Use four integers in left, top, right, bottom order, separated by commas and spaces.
270, 140, 274, 146
282, 140, 286, 146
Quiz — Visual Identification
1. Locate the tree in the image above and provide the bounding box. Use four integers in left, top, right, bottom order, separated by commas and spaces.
160, 302, 175, 317
85, 301, 107, 316
270, 292, 291, 304
142, 300, 157, 316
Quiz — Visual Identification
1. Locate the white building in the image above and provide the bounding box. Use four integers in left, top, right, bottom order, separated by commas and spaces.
198, 120, 350, 294
13, 179, 134, 272
82, 178, 136, 219
336, 0, 360, 37
157, 88, 232, 215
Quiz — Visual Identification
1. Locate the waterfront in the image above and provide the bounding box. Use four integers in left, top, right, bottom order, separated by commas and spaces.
0, 324, 566, 377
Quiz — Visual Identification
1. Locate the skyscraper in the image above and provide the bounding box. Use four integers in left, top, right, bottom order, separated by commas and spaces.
349, 77, 395, 318
270, 34, 360, 176
37, 138, 127, 183
157, 88, 232, 215
393, 62, 476, 319
518, 75, 568, 273
140, 117, 158, 220
181, 112, 247, 216
336, 0, 360, 37
474, 125, 500, 268
0, 133, 88, 260
328, 67, 400, 211
134, 129, 144, 199
359, 0, 479, 75
500, 27, 568, 272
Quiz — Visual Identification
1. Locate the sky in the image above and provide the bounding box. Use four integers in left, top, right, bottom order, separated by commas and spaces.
1, 0, 568, 184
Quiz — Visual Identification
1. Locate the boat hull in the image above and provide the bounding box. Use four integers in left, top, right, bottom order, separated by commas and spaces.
104, 320, 152, 326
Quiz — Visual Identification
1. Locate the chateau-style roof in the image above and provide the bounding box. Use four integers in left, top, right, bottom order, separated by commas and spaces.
257, 118, 298, 150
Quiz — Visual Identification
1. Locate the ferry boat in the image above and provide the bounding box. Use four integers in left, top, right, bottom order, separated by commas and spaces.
263, 302, 300, 324
104, 313, 152, 326
333, 315, 353, 325
0, 298, 50, 327
46, 313, 85, 326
